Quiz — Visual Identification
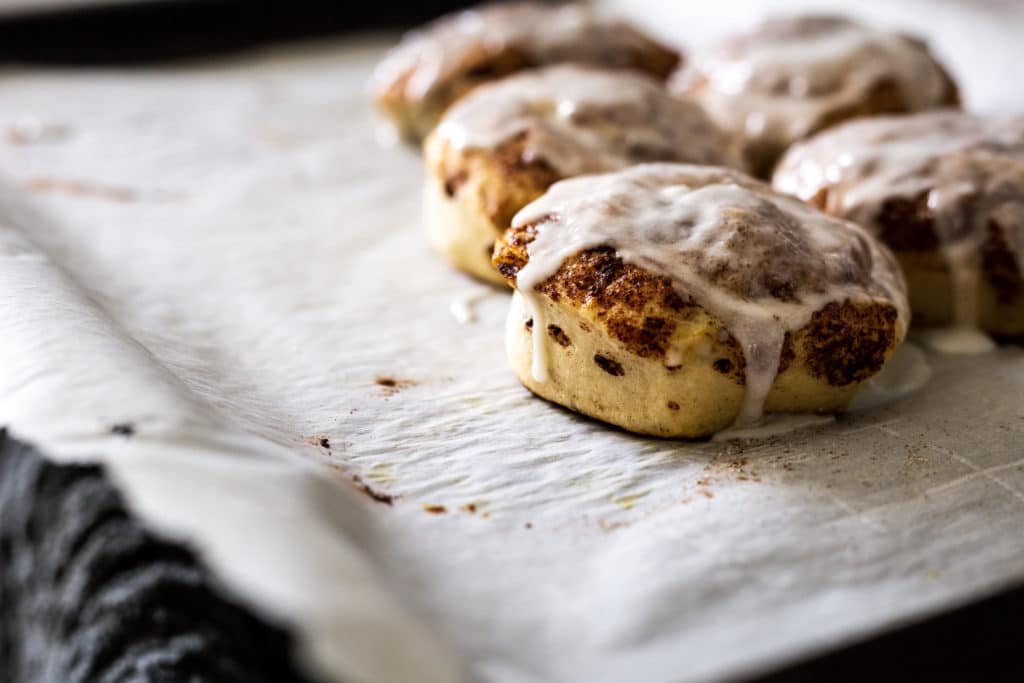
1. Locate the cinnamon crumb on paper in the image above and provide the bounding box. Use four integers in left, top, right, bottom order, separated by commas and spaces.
351, 475, 396, 506
110, 423, 135, 437
23, 176, 185, 203
376, 376, 417, 396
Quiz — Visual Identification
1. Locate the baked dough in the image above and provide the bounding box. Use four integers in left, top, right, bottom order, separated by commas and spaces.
671, 15, 959, 177
424, 65, 740, 284
773, 111, 1024, 337
373, 2, 681, 143
492, 164, 909, 438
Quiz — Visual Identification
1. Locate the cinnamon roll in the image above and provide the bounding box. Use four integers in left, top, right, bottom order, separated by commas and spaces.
492, 164, 909, 437
672, 15, 959, 177
424, 65, 740, 283
774, 111, 1024, 340
373, 2, 681, 143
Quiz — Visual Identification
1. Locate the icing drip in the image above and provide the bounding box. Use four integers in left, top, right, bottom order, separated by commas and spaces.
449, 288, 494, 324
527, 293, 549, 382
942, 241, 981, 327
374, 2, 667, 105
513, 164, 908, 427
436, 65, 740, 177
733, 321, 784, 425
673, 16, 953, 158
774, 111, 1024, 338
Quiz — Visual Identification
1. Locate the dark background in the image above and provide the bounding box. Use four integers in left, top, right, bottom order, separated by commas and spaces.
0, 1, 1019, 680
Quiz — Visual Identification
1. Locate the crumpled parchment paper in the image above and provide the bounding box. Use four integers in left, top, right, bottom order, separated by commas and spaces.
1, 1, 1023, 681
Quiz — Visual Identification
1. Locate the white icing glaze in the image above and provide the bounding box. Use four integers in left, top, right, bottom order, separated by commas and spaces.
774, 111, 1024, 332
512, 163, 909, 427
435, 65, 740, 176
917, 327, 997, 355
374, 2, 668, 105
449, 288, 495, 324
673, 16, 953, 159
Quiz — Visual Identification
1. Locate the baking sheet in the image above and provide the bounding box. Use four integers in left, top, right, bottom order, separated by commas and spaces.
2, 2, 1024, 682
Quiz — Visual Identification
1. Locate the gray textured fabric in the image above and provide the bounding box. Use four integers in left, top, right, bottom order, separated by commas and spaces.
0, 429, 316, 683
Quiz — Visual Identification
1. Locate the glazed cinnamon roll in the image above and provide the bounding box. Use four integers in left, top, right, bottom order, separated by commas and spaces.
373, 2, 681, 143
424, 65, 740, 283
774, 111, 1024, 340
672, 15, 959, 177
492, 163, 909, 438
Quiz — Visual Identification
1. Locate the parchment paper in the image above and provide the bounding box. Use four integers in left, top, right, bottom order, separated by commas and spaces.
1, 2, 1023, 682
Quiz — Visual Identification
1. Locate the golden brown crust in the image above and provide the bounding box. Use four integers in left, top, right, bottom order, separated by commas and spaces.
378, 48, 534, 143
426, 131, 562, 235
793, 300, 898, 386
494, 224, 899, 388
494, 228, 748, 379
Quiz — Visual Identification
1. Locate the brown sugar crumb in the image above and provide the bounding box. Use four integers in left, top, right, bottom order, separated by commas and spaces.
351, 475, 396, 506
598, 518, 629, 531
423, 504, 447, 514
547, 324, 572, 347
713, 358, 733, 374
7, 120, 71, 144
667, 401, 680, 411
24, 176, 140, 202
443, 170, 468, 198
305, 435, 333, 450
593, 354, 625, 376
23, 176, 184, 203
110, 423, 135, 437
460, 503, 478, 514
376, 376, 417, 396
700, 489, 714, 499
727, 458, 749, 471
